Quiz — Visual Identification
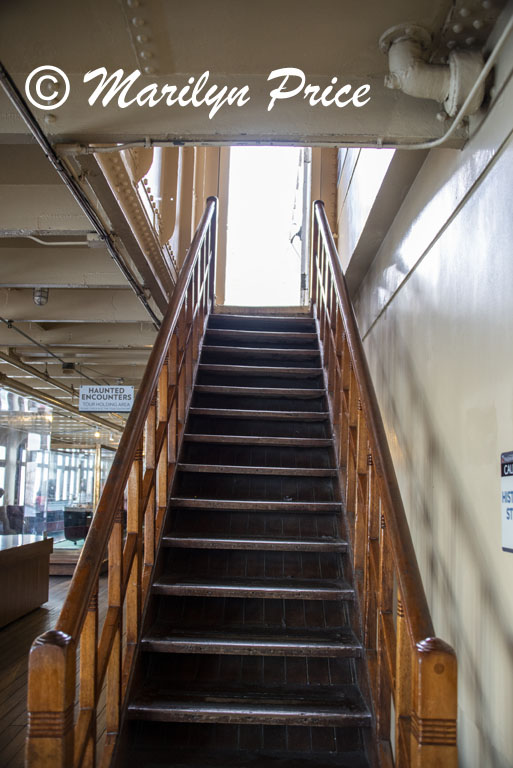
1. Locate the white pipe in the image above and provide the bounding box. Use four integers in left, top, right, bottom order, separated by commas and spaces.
25, 235, 88, 246
386, 39, 451, 103
300, 147, 312, 306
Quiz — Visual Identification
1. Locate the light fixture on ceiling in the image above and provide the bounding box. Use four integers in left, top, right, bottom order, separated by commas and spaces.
33, 287, 49, 306
94, 430, 101, 439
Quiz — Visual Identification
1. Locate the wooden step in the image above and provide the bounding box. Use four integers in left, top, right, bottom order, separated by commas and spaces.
202, 345, 320, 359
199, 364, 323, 377
194, 385, 325, 399
183, 434, 333, 447
177, 463, 337, 477
152, 576, 354, 600
141, 626, 361, 657
162, 534, 347, 552
128, 684, 370, 726
189, 408, 329, 421
170, 498, 341, 513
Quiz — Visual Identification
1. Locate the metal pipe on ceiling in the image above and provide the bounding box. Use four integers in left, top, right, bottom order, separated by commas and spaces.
0, 316, 104, 386
0, 61, 162, 330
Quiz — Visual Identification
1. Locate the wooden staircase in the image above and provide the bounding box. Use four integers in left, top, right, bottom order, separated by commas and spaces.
26, 200, 457, 768
116, 311, 374, 767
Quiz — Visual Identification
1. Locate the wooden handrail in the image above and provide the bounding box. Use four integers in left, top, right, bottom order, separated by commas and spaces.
313, 201, 433, 644
26, 196, 218, 768
311, 201, 457, 767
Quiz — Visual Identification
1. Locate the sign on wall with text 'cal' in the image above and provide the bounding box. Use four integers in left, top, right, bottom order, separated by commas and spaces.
501, 451, 513, 553
79, 385, 134, 413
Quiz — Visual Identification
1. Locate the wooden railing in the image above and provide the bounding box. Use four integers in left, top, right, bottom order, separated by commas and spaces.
311, 201, 457, 768
25, 196, 218, 768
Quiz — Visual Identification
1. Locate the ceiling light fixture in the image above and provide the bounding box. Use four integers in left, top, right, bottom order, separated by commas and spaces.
33, 287, 49, 305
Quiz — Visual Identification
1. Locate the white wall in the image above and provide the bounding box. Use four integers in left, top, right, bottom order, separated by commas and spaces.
340, 44, 513, 768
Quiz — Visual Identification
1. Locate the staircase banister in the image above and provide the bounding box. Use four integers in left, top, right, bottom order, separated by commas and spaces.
56, 196, 218, 642
313, 199, 435, 644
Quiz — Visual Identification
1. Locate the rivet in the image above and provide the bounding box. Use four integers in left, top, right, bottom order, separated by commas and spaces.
466, 36, 475, 45
459, 7, 470, 16
144, 66, 155, 74
140, 50, 153, 60
436, 110, 448, 122
131, 16, 145, 27
447, 39, 456, 48
473, 19, 484, 29
482, 0, 491, 8
44, 113, 57, 124
127, 0, 140, 7
136, 34, 149, 43
452, 23, 463, 33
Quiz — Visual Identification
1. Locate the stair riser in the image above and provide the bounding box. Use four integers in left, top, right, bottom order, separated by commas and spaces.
181, 442, 334, 469
196, 372, 324, 389
204, 332, 319, 349
208, 316, 316, 332
201, 351, 322, 368
192, 394, 328, 412
122, 721, 366, 761
153, 595, 352, 631
174, 472, 338, 503
187, 416, 331, 439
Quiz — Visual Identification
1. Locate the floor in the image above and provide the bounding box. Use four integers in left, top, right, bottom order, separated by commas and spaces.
0, 575, 108, 768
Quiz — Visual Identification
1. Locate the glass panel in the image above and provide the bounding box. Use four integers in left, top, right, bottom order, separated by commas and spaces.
0, 387, 52, 538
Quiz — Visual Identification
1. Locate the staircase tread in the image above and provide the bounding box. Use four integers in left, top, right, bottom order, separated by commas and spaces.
162, 534, 347, 551
153, 576, 353, 599
142, 625, 362, 654
189, 408, 329, 420
123, 746, 370, 768
128, 683, 370, 725
170, 499, 341, 512
177, 463, 337, 477
184, 434, 333, 447
206, 327, 318, 339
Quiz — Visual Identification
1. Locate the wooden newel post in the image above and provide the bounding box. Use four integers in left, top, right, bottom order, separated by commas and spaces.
26, 630, 76, 768
411, 637, 457, 768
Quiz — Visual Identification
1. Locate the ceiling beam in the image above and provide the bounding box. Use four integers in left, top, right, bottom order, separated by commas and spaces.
0, 321, 156, 347
0, 246, 129, 288
0, 184, 92, 235
0, 288, 151, 322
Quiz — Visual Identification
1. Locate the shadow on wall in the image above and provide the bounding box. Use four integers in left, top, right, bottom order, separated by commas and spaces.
365, 302, 513, 768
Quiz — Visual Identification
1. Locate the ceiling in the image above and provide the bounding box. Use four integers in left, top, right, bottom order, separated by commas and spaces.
0, 0, 508, 446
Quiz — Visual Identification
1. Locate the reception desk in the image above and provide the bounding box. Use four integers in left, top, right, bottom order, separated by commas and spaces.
0, 535, 53, 628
